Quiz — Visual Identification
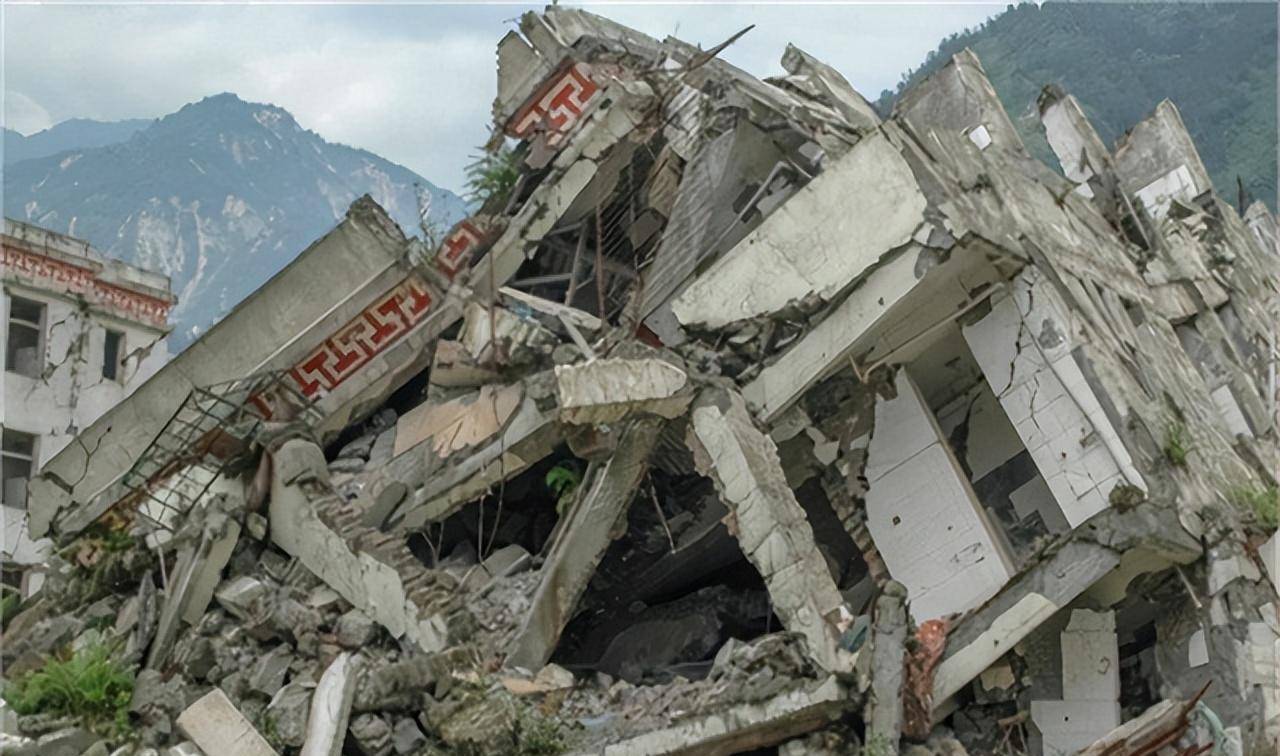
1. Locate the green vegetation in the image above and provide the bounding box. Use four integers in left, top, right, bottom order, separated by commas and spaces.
875, 2, 1276, 209
861, 734, 895, 756
465, 144, 522, 208
3, 643, 135, 739
1231, 484, 1279, 531
546, 462, 583, 515
514, 710, 567, 755
1164, 421, 1190, 468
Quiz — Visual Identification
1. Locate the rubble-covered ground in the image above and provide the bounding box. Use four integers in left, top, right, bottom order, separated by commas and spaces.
3, 7, 1277, 756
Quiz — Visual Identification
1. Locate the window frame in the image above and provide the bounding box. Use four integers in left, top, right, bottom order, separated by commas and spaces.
1, 428, 38, 510
102, 327, 126, 382
5, 295, 46, 379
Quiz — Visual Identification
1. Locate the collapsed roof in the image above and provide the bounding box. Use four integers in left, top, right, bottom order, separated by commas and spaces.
8, 7, 1278, 756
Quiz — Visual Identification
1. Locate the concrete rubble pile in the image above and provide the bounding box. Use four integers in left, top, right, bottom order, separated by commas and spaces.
3, 8, 1277, 756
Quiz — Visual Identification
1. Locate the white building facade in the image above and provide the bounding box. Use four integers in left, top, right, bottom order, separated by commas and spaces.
2, 218, 174, 567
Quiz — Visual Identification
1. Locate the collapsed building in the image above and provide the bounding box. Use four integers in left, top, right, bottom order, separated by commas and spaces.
2, 8, 1277, 756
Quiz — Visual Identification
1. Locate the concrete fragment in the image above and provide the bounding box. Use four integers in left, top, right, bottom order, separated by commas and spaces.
265, 683, 312, 748
687, 388, 849, 672
554, 358, 692, 425
176, 689, 278, 756
392, 382, 523, 458
269, 438, 448, 653
335, 609, 378, 648
507, 418, 664, 671
301, 652, 358, 756
215, 576, 267, 620
585, 676, 847, 755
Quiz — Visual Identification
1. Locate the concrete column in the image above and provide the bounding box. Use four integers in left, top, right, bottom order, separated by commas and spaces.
865, 581, 909, 751
686, 388, 849, 672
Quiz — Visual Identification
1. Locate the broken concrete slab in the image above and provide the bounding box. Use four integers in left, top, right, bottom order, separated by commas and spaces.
268, 437, 449, 653
671, 131, 927, 330
176, 688, 278, 756
555, 357, 692, 425
687, 388, 850, 672
579, 676, 848, 755
507, 417, 664, 671
301, 652, 358, 756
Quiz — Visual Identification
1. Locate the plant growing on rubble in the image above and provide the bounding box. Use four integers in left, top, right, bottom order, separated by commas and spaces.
860, 734, 895, 756
514, 709, 567, 755
4, 642, 135, 739
1231, 484, 1279, 531
1163, 421, 1190, 468
546, 462, 583, 515
465, 143, 522, 208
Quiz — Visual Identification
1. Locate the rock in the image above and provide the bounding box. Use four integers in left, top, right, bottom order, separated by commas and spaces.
368, 429, 397, 468
391, 717, 426, 754
335, 610, 378, 649
165, 743, 204, 756
350, 714, 393, 756
338, 434, 377, 461
327, 456, 366, 475
250, 645, 294, 697
9, 727, 97, 756
246, 513, 269, 541
266, 683, 312, 748
214, 577, 267, 621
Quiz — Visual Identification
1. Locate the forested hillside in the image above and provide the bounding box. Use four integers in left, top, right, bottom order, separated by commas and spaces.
876, 2, 1276, 208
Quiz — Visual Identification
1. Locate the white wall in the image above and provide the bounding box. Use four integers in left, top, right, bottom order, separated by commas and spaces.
963, 271, 1142, 529
2, 286, 168, 563
864, 370, 1015, 622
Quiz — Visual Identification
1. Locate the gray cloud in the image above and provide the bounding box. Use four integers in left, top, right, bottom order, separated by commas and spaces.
3, 2, 998, 192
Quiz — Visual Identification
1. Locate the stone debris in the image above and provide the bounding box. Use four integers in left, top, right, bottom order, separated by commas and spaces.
3, 7, 1277, 756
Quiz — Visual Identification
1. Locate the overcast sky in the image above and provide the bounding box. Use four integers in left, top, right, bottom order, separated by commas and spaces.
3, 1, 1000, 194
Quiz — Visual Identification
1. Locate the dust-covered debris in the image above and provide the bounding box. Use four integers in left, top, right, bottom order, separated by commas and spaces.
4, 6, 1277, 756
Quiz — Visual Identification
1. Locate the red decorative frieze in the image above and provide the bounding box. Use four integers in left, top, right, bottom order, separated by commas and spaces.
1, 243, 173, 328
288, 276, 434, 399
436, 220, 487, 280
508, 61, 601, 143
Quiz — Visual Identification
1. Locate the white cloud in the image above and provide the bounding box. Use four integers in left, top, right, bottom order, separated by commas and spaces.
2, 3, 997, 190
4, 90, 53, 135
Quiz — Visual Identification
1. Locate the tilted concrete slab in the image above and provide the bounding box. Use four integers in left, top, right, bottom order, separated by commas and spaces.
269, 438, 449, 653
671, 131, 926, 330
28, 198, 414, 540
687, 388, 849, 672
506, 417, 664, 671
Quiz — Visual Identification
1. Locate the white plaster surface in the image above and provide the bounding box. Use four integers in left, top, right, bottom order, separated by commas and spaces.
743, 248, 920, 421
963, 276, 1140, 529
672, 132, 926, 329
864, 371, 1013, 622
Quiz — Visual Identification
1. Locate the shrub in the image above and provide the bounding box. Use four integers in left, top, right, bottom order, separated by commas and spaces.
4, 642, 135, 738
1231, 484, 1279, 531
1164, 421, 1190, 467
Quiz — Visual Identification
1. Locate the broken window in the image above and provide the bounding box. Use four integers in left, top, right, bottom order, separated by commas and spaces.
5, 296, 45, 378
103, 328, 125, 382
1, 429, 37, 510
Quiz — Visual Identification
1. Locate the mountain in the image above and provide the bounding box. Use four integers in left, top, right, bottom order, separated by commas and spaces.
4, 118, 152, 164
875, 2, 1277, 209
3, 94, 469, 348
